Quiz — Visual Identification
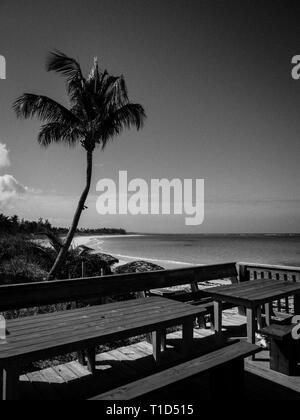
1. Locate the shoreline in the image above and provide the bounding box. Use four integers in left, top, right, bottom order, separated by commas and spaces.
71, 235, 194, 269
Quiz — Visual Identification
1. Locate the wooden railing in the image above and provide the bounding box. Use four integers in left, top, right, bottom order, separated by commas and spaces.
238, 262, 300, 314
0, 263, 237, 312
1, 261, 299, 315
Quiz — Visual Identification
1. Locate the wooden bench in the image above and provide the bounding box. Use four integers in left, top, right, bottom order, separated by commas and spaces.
260, 324, 300, 376
149, 268, 238, 329
260, 311, 294, 325
0, 297, 206, 400
0, 262, 238, 400
149, 289, 237, 329
237, 262, 300, 317
91, 341, 261, 400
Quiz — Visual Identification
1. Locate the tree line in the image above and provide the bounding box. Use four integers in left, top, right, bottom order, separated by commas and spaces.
0, 214, 126, 236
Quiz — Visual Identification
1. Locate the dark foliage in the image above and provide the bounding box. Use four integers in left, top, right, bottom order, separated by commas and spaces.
0, 213, 126, 236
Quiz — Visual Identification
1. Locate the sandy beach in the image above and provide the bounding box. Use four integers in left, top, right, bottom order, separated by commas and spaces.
71, 234, 300, 270
71, 235, 195, 269
71, 234, 146, 268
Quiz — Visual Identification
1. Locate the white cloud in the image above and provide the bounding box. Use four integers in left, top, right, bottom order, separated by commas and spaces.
0, 142, 39, 209
0, 174, 27, 209
0, 143, 10, 168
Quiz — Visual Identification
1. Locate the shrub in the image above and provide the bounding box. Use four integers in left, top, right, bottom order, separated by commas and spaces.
0, 256, 48, 285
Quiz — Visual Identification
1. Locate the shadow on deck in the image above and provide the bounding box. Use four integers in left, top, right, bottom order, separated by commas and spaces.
19, 309, 300, 400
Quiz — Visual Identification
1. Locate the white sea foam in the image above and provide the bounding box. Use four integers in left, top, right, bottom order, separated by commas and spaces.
72, 235, 193, 268
110, 253, 194, 267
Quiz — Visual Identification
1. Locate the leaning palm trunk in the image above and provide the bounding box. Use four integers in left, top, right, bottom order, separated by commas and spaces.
13, 51, 146, 280
49, 150, 93, 279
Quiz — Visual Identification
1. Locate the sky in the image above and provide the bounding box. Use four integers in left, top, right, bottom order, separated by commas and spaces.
0, 0, 300, 233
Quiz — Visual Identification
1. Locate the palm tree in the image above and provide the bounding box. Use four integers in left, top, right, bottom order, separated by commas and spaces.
13, 51, 146, 279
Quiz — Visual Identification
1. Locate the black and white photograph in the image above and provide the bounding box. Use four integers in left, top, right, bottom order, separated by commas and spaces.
0, 0, 300, 404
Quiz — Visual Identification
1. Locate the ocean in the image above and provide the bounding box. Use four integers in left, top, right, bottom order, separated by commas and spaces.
73, 234, 300, 269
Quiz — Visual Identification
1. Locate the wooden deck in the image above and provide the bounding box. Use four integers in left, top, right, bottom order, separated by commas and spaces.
18, 308, 300, 400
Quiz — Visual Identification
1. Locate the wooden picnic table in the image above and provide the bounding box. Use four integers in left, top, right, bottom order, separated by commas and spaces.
0, 296, 206, 400
203, 278, 300, 344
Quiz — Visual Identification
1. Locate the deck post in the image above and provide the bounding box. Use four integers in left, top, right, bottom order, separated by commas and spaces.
213, 301, 224, 345
213, 301, 222, 332
2, 368, 19, 400
182, 317, 194, 357
237, 264, 249, 315
264, 303, 271, 326
246, 307, 256, 348
152, 330, 162, 364
0, 369, 2, 400
294, 294, 300, 316
86, 348, 96, 374
77, 351, 86, 366
256, 305, 263, 330
269, 336, 298, 376
161, 329, 167, 351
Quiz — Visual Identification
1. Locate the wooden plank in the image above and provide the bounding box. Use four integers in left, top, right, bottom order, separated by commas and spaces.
246, 308, 256, 344
208, 278, 297, 296
86, 348, 96, 374
260, 324, 295, 340
2, 300, 205, 343
238, 264, 250, 283
152, 330, 162, 364
1, 305, 206, 358
182, 318, 194, 357
116, 346, 154, 373
269, 336, 298, 376
213, 301, 222, 335
240, 262, 300, 275
4, 300, 205, 338
67, 361, 91, 378
264, 303, 271, 326
19, 373, 42, 401
244, 283, 300, 301
6, 297, 177, 330
204, 280, 280, 303
37, 367, 69, 400
2, 367, 19, 400
0, 263, 238, 311
245, 357, 300, 394
294, 294, 300, 315
0, 316, 204, 364
91, 341, 260, 400
5, 298, 202, 338
210, 280, 294, 299
205, 280, 300, 307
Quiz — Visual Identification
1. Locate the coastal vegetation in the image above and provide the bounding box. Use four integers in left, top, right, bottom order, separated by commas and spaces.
0, 233, 116, 285
0, 213, 126, 285
0, 213, 126, 236
13, 50, 146, 279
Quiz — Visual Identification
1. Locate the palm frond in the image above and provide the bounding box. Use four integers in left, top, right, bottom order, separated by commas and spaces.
97, 73, 119, 100
13, 94, 80, 125
98, 103, 146, 149
87, 57, 101, 93
13, 50, 146, 154
38, 122, 83, 148
46, 50, 84, 83
102, 76, 129, 110
42, 229, 64, 254
46, 51, 92, 117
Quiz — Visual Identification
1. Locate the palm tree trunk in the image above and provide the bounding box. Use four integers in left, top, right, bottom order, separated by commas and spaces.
48, 150, 93, 280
